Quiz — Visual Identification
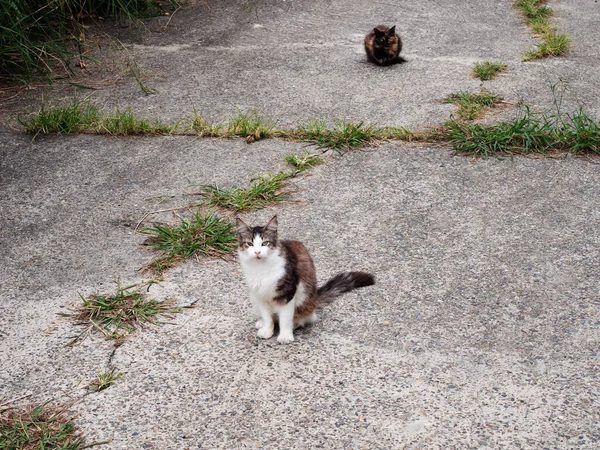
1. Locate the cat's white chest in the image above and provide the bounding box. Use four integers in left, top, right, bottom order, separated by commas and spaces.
239, 251, 286, 303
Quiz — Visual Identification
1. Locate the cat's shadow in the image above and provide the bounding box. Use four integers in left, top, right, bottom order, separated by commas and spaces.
358, 57, 408, 67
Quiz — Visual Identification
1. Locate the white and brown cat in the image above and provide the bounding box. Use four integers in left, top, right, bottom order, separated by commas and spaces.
236, 215, 375, 344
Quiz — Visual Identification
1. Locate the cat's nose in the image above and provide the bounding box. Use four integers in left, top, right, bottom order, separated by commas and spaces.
254, 250, 261, 256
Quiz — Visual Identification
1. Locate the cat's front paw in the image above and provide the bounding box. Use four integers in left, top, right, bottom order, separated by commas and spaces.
257, 326, 274, 339
255, 319, 263, 330
277, 330, 294, 344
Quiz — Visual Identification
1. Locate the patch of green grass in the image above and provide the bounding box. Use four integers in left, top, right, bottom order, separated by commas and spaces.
18, 97, 100, 137
0, 1, 181, 81
63, 280, 181, 345
523, 32, 572, 60
142, 211, 237, 273
198, 172, 293, 212
288, 119, 417, 150
99, 108, 178, 135
18, 101, 421, 149
290, 118, 328, 141
19, 98, 178, 136
515, 0, 552, 21
292, 119, 380, 150
229, 110, 278, 142
444, 90, 502, 121
190, 109, 225, 136
374, 126, 419, 141
284, 153, 324, 172
90, 369, 125, 392
558, 109, 600, 153
0, 404, 82, 450
515, 0, 572, 60
528, 17, 552, 35
433, 106, 600, 158
471, 61, 508, 81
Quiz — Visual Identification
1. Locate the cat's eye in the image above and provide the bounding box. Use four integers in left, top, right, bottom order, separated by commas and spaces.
262, 241, 270, 246
244, 242, 253, 248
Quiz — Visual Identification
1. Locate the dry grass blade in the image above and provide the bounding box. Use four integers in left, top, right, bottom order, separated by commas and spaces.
62, 281, 181, 345
0, 403, 82, 450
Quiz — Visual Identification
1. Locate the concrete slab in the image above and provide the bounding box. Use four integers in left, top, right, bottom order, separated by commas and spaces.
1, 0, 599, 448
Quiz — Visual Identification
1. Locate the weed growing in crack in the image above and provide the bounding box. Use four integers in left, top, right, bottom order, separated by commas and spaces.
444, 90, 502, 121
523, 31, 572, 60
63, 281, 181, 345
291, 120, 381, 150
291, 118, 328, 141
90, 370, 125, 392
18, 97, 100, 137
515, 0, 552, 22
229, 110, 278, 142
471, 61, 508, 81
190, 109, 224, 136
433, 106, 600, 158
0, 404, 83, 450
284, 153, 324, 172
374, 126, 418, 141
197, 172, 294, 212
20, 98, 178, 136
99, 108, 178, 135
141, 210, 237, 274
515, 0, 572, 60
18, 100, 420, 150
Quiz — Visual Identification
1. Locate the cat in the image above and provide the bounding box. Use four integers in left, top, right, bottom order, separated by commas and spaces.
235, 215, 375, 344
364, 25, 405, 66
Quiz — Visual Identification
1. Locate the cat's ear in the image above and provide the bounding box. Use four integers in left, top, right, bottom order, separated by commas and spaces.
389, 26, 396, 35
235, 217, 252, 238
264, 215, 278, 232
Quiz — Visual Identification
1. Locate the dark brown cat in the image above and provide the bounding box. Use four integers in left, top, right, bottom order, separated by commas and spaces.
364, 25, 405, 66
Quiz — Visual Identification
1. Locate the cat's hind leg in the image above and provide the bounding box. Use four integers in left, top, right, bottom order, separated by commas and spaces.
294, 312, 318, 329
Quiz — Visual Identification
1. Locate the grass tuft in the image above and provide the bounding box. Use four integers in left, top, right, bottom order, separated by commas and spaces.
229, 110, 278, 142
433, 106, 600, 158
523, 32, 572, 60
18, 97, 100, 136
515, 0, 552, 21
19, 98, 178, 136
292, 119, 380, 150
0, 404, 82, 450
63, 280, 181, 345
444, 90, 502, 121
142, 211, 237, 273
374, 126, 418, 141
284, 153, 324, 172
515, 0, 572, 60
190, 109, 224, 136
471, 61, 508, 81
90, 369, 125, 392
100, 108, 178, 135
197, 172, 293, 212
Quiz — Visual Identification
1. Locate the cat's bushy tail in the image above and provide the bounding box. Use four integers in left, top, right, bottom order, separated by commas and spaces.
317, 271, 375, 305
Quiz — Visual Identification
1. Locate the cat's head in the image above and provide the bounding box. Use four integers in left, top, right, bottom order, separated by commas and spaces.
373, 25, 396, 46
235, 215, 279, 261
